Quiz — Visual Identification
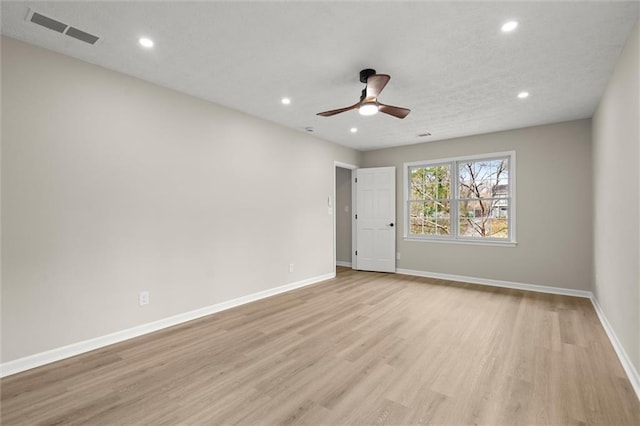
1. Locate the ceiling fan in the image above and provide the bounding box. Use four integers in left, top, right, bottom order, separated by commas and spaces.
317, 69, 411, 119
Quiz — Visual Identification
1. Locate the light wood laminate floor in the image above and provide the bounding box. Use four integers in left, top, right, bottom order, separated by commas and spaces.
2, 267, 639, 425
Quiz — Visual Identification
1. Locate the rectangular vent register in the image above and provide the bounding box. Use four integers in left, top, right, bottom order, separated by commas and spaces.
26, 9, 101, 45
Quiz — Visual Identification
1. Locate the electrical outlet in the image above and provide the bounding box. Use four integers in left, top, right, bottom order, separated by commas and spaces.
289, 263, 294, 273
396, 252, 401, 260
139, 291, 149, 306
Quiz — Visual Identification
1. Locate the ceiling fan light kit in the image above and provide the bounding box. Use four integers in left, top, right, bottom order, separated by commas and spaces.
317, 69, 411, 119
359, 102, 378, 116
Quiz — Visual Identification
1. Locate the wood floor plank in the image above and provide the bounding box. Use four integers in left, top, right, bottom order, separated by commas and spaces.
2, 267, 639, 425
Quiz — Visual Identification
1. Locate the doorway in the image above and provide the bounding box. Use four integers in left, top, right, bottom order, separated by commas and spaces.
334, 162, 357, 271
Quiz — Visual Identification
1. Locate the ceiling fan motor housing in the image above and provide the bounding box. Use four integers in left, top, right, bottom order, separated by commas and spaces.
360, 88, 367, 102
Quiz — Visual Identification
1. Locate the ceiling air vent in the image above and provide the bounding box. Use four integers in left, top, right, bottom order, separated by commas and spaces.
30, 12, 67, 33
65, 27, 100, 45
26, 9, 101, 45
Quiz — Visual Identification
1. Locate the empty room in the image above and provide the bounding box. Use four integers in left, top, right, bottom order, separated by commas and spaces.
1, 1, 639, 425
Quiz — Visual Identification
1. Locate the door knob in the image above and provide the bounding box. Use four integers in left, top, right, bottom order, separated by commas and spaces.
389, 223, 394, 227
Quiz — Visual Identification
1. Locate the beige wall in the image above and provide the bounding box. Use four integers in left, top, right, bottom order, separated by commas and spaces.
592, 21, 639, 371
0, 37, 360, 362
362, 119, 593, 291
335, 167, 352, 264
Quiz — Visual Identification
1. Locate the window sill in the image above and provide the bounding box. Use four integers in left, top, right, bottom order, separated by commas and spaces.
403, 237, 517, 247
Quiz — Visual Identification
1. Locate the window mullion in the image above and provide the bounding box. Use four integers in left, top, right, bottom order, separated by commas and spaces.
451, 161, 458, 239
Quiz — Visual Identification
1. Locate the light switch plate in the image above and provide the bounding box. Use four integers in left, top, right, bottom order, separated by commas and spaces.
139, 291, 149, 306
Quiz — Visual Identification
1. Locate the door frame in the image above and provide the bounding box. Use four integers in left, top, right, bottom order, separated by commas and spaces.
334, 161, 358, 274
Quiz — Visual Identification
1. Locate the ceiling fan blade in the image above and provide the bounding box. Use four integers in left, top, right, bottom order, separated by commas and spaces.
378, 103, 411, 119
365, 74, 390, 98
316, 102, 360, 117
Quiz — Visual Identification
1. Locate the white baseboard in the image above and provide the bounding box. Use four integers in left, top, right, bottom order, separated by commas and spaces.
396, 268, 593, 298
0, 272, 335, 378
590, 297, 640, 400
336, 261, 352, 267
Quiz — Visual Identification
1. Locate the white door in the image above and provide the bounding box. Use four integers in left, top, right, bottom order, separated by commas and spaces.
355, 167, 396, 273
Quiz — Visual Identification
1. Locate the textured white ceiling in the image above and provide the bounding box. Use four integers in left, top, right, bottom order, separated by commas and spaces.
1, 1, 638, 150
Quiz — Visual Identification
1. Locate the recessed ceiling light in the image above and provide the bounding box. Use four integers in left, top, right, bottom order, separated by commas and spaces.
517, 91, 529, 99
501, 21, 518, 32
350, 127, 358, 133
139, 37, 154, 48
281, 97, 291, 105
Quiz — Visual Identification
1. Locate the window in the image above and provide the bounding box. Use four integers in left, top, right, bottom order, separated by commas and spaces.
404, 151, 515, 244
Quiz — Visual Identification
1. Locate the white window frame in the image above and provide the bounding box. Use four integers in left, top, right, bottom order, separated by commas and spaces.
403, 151, 516, 246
